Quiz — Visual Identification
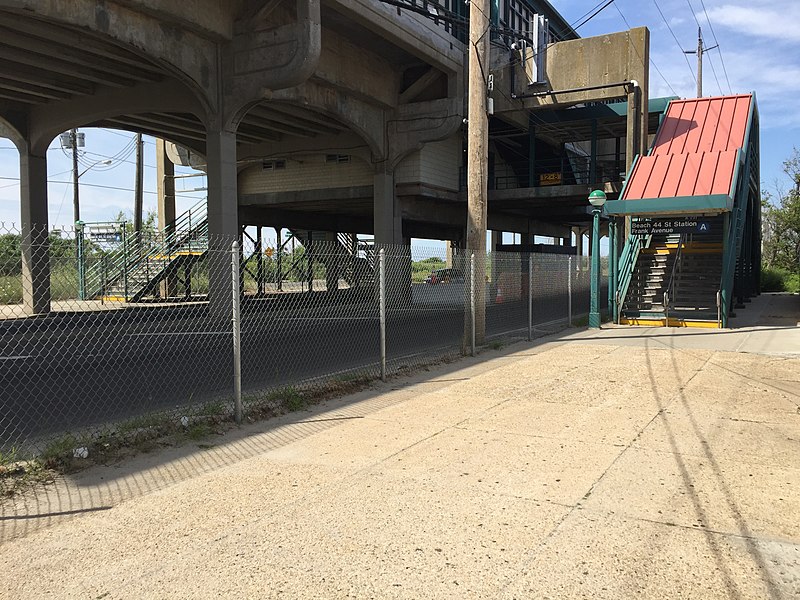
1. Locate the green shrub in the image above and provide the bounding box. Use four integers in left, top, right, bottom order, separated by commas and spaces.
761, 267, 787, 292
761, 267, 800, 293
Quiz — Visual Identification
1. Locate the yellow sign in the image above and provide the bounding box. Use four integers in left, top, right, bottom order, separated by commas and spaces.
539, 172, 562, 186
264, 247, 274, 257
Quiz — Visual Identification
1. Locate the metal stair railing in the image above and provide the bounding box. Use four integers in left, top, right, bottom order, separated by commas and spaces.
615, 228, 652, 322
720, 146, 752, 327
87, 198, 208, 300
662, 234, 684, 326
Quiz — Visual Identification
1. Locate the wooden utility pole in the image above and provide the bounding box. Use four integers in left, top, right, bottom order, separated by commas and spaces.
466, 0, 490, 345
684, 27, 717, 98
134, 132, 144, 232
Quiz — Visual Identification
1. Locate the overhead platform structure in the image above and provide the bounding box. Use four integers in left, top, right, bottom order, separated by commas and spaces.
606, 94, 760, 328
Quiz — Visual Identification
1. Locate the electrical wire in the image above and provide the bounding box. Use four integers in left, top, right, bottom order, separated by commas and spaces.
698, 0, 732, 93
572, 0, 614, 31
684, 0, 723, 96
652, 0, 697, 85
613, 1, 678, 97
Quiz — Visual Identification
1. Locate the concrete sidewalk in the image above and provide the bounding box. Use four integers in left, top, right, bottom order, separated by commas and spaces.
2, 295, 799, 599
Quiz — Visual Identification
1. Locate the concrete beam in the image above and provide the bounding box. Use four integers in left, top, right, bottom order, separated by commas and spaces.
269, 82, 386, 157
28, 79, 204, 152
399, 67, 442, 104
240, 206, 372, 233
227, 0, 321, 126
388, 97, 463, 166
0, 1, 219, 108
240, 186, 373, 207
494, 28, 649, 114
327, 0, 464, 74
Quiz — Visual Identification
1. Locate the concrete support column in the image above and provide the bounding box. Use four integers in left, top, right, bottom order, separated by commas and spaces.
206, 127, 239, 319
20, 147, 50, 315
157, 138, 177, 298
324, 230, 341, 292
157, 138, 176, 232
373, 167, 401, 245
445, 241, 454, 268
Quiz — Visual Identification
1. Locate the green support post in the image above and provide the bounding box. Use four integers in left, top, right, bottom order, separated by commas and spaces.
608, 217, 617, 317
721, 212, 730, 327
588, 190, 606, 328
122, 224, 129, 301
76, 221, 85, 301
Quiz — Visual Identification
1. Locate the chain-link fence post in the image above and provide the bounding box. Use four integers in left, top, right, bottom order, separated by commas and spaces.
528, 254, 533, 341
379, 248, 386, 382
231, 240, 243, 424
470, 252, 476, 356
567, 255, 573, 326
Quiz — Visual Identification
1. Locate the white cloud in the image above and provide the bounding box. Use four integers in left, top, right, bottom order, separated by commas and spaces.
704, 3, 800, 43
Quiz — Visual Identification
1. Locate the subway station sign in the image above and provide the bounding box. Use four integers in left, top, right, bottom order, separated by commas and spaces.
632, 218, 711, 236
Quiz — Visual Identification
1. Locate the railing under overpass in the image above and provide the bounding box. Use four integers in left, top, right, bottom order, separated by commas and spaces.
0, 227, 605, 462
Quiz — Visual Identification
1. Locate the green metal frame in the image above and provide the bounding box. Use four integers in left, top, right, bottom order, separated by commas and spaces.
719, 95, 759, 327
605, 194, 731, 215
82, 198, 208, 301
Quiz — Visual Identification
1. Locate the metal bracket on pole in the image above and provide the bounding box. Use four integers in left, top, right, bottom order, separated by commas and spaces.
470, 253, 476, 357
528, 254, 533, 341
231, 240, 243, 424
379, 248, 386, 381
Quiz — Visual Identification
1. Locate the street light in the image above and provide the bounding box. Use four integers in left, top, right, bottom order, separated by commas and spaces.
588, 189, 607, 328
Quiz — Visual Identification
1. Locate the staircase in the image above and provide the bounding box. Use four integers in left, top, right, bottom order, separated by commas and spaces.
287, 229, 375, 289
87, 200, 208, 302
620, 218, 724, 327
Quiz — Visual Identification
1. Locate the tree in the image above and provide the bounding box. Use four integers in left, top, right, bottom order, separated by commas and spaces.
762, 148, 800, 274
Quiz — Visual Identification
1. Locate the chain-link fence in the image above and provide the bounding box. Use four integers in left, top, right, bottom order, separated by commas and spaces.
1, 223, 603, 460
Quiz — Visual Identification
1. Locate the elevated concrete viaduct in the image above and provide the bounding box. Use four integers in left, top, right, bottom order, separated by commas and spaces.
0, 0, 653, 315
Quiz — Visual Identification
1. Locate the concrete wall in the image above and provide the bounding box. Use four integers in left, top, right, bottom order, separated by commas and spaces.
395, 137, 461, 190
238, 154, 373, 194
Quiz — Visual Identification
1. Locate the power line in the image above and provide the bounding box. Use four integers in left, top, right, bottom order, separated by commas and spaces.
613, 1, 678, 97
652, 0, 697, 85
698, 0, 732, 93
572, 0, 615, 31
0, 175, 204, 198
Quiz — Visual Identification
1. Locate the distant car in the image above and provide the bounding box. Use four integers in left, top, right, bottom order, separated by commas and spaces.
425, 268, 464, 284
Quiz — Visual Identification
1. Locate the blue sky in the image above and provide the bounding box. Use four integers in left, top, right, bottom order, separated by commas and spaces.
0, 0, 796, 237
551, 0, 799, 192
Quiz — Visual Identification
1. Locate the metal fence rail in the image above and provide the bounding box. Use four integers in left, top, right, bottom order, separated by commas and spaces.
1, 224, 599, 459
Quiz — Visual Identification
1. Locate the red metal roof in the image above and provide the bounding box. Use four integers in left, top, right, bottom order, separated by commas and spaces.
623, 94, 752, 201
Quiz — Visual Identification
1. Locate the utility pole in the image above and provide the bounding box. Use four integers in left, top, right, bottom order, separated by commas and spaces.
71, 128, 80, 224
684, 27, 717, 98
466, 0, 490, 346
134, 132, 144, 233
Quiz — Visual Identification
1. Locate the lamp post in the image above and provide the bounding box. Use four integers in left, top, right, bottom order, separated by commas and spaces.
588, 189, 607, 328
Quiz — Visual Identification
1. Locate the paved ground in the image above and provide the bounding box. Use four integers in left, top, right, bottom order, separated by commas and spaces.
2, 293, 798, 599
